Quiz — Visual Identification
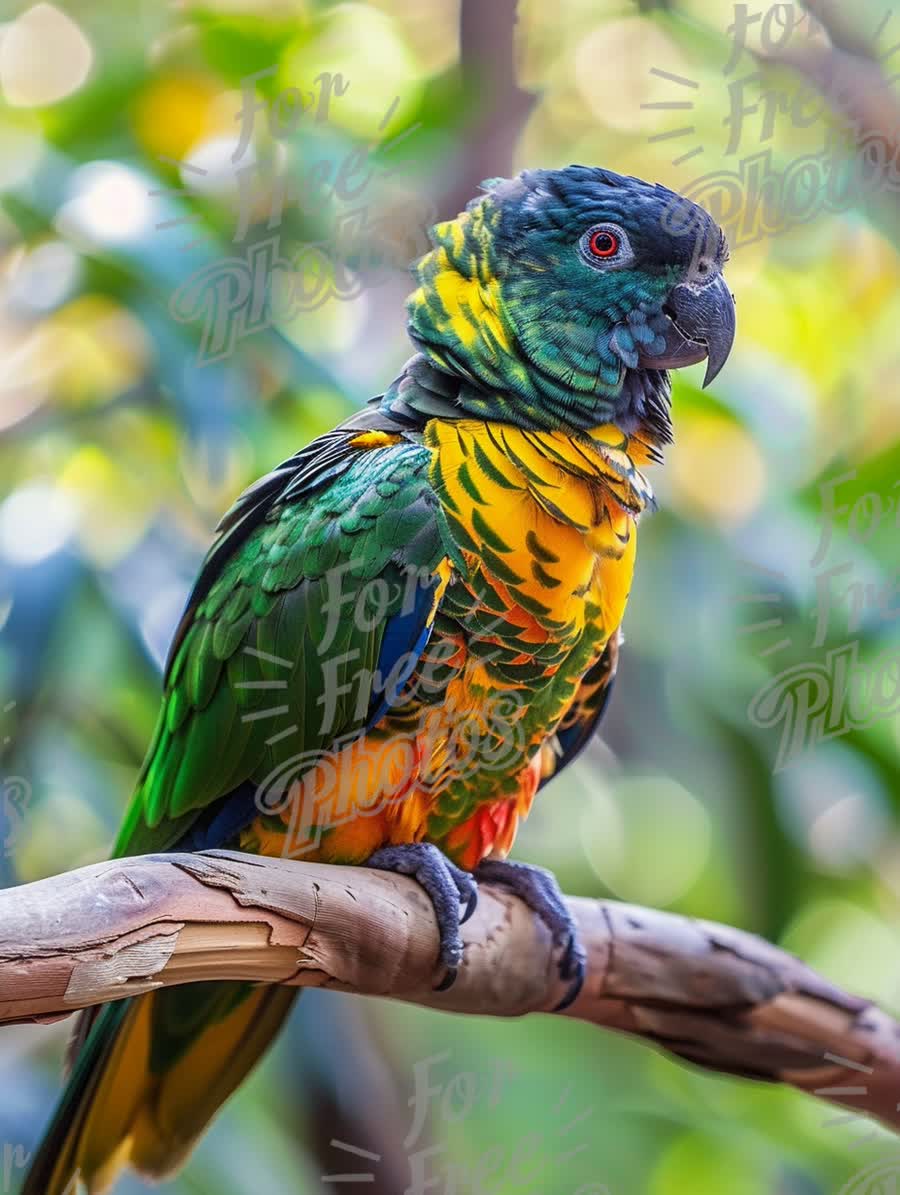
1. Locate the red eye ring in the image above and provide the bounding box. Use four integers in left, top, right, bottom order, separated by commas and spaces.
589, 229, 619, 258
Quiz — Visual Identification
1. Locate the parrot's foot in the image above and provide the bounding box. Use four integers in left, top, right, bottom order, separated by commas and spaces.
366, 844, 479, 989
474, 859, 586, 1011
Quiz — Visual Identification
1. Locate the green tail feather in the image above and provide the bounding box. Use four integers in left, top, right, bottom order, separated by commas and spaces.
22, 1000, 132, 1195
22, 984, 298, 1194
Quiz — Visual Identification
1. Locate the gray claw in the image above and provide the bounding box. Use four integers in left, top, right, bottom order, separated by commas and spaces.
474, 858, 586, 1010
367, 844, 479, 980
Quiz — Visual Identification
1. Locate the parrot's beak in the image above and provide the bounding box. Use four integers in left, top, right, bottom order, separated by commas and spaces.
639, 273, 736, 387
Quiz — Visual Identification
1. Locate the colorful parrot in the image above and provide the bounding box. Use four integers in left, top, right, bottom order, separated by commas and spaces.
24, 165, 734, 1194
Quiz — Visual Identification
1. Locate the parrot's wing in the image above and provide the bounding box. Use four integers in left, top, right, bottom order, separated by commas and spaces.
542, 629, 621, 786
115, 418, 456, 857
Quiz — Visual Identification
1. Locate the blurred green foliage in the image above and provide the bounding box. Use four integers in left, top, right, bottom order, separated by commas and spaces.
2, 1, 900, 1193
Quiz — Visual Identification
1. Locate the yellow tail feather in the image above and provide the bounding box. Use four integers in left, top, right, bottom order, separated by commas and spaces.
130, 984, 298, 1177
25, 983, 298, 1195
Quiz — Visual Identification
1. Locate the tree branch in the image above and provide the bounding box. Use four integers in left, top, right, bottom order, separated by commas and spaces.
3, 850, 899, 1132
434, 0, 536, 222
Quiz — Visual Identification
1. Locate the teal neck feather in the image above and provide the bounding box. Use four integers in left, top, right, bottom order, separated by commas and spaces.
405, 195, 674, 439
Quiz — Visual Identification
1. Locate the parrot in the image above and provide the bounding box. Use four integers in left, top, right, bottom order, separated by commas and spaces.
23, 164, 735, 1194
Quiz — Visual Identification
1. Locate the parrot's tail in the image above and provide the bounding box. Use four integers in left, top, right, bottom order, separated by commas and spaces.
22, 981, 298, 1195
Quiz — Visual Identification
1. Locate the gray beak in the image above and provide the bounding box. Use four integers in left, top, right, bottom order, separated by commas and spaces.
638, 273, 736, 387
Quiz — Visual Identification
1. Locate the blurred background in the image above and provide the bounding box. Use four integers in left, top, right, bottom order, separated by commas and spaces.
2, 0, 900, 1191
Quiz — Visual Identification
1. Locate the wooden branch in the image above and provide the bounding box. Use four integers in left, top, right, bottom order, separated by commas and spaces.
3, 850, 899, 1133
438, 0, 536, 220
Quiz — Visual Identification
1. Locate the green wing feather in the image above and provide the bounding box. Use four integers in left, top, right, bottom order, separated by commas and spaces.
115, 423, 456, 858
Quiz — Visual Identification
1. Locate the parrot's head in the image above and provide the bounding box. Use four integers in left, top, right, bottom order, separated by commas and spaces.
406, 164, 735, 438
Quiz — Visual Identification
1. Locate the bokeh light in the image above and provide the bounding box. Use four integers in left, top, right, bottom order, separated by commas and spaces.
0, 4, 93, 108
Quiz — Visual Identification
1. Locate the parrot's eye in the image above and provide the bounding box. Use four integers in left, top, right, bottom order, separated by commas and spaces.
578, 223, 632, 269
589, 230, 618, 257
